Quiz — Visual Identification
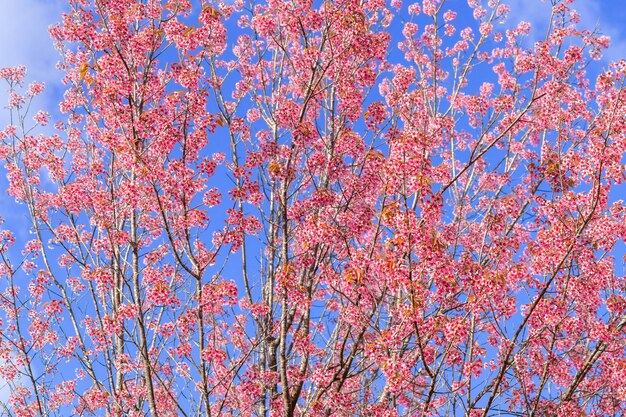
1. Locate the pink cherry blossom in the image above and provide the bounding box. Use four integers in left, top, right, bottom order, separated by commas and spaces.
0, 0, 625, 416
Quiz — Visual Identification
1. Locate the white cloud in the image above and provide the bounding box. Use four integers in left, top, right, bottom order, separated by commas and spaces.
0, 0, 67, 133
0, 0, 67, 209
0, 0, 65, 88
503, 0, 626, 62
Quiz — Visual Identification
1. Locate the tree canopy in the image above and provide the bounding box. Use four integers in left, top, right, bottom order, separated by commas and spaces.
1, 0, 626, 416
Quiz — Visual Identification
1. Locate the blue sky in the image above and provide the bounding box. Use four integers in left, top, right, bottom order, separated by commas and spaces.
0, 0, 623, 148
1, 0, 625, 98
0, 0, 625, 411
1, 0, 624, 123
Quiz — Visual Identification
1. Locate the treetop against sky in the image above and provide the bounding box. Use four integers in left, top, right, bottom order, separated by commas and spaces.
0, 0, 626, 416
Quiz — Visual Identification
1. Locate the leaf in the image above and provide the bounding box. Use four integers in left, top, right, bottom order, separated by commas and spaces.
381, 201, 398, 223
78, 63, 89, 80
202, 4, 222, 20
268, 161, 281, 175
344, 268, 363, 284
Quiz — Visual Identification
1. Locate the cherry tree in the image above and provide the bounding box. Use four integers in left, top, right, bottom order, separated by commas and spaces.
1, 0, 626, 415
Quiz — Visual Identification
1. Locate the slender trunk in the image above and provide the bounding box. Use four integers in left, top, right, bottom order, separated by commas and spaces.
129, 172, 158, 417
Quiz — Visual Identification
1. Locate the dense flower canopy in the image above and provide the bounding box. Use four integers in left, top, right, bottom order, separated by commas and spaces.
1, 0, 626, 416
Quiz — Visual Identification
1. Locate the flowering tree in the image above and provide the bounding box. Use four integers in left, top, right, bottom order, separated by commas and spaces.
1, 0, 626, 415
